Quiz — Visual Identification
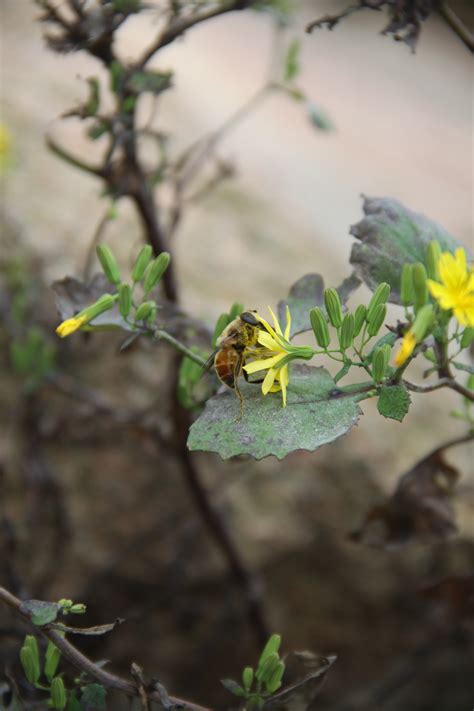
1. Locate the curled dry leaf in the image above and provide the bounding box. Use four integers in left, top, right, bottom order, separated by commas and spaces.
350, 451, 459, 549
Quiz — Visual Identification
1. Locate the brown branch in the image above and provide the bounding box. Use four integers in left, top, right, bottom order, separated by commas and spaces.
0, 585, 211, 711
439, 2, 474, 52
46, 134, 105, 178
403, 376, 474, 401
306, 1, 388, 33
137, 1, 257, 68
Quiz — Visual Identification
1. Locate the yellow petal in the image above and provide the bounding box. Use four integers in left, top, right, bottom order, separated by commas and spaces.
279, 364, 289, 407
394, 331, 416, 367
262, 367, 278, 395
268, 306, 283, 336
454, 247, 467, 273
254, 313, 278, 341
55, 315, 88, 338
284, 305, 291, 340
257, 330, 283, 352
244, 353, 286, 374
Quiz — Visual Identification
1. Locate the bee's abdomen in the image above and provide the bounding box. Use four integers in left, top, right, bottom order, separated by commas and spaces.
215, 348, 241, 388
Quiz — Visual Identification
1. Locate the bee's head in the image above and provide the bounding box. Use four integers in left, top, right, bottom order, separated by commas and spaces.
240, 311, 259, 326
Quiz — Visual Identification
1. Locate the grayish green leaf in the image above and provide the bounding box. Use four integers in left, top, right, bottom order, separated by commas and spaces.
220, 679, 246, 697
377, 384, 411, 422
284, 39, 300, 82
80, 684, 106, 710
188, 364, 363, 460
350, 196, 463, 302
19, 600, 60, 626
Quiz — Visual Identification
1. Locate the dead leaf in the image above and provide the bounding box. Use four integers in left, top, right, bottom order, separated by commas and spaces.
350, 451, 459, 549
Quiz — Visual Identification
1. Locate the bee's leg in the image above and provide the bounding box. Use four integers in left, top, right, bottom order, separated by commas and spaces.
233, 354, 245, 422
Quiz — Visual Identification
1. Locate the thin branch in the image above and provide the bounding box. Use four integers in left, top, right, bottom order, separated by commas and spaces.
403, 377, 474, 401
0, 585, 211, 711
137, 0, 257, 68
46, 134, 105, 178
306, 1, 387, 33
439, 2, 474, 52
154, 330, 207, 366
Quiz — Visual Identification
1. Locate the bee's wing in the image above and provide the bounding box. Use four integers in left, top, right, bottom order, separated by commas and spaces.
202, 349, 217, 372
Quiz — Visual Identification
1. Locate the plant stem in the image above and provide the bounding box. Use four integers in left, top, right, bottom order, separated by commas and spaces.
0, 585, 211, 711
154, 330, 207, 366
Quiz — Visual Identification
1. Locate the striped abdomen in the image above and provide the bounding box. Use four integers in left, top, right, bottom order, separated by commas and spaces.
214, 347, 242, 389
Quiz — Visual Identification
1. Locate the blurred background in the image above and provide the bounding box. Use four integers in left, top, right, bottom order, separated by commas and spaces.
1, 1, 473, 709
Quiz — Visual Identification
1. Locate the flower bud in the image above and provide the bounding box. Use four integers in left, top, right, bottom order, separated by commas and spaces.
78, 294, 116, 325
367, 303, 387, 337
400, 264, 414, 307
366, 283, 390, 323
412, 263, 428, 309
324, 288, 343, 328
242, 666, 254, 691
96, 244, 121, 285
146, 304, 158, 327
135, 300, 155, 322
143, 252, 171, 294
20, 637, 40, 684
118, 283, 132, 318
353, 304, 366, 337
310, 307, 330, 348
57, 599, 72, 609
411, 304, 434, 342
45, 641, 61, 682
256, 652, 280, 683
425, 240, 441, 281
266, 660, 285, 694
372, 345, 390, 383
132, 244, 152, 282
460, 327, 474, 349
70, 603, 86, 614
339, 313, 355, 350
50, 676, 67, 709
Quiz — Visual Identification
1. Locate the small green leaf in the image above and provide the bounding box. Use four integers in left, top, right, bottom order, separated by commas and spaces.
127, 70, 173, 95
451, 361, 474, 375
80, 684, 106, 710
242, 666, 254, 691
284, 39, 300, 82
307, 103, 334, 132
20, 600, 60, 626
220, 679, 246, 697
377, 385, 411, 422
188, 365, 363, 460
213, 313, 231, 347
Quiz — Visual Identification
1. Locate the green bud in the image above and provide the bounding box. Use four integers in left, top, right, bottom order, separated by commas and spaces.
242, 666, 254, 692
411, 304, 434, 341
20, 637, 40, 684
57, 599, 72, 609
118, 283, 132, 319
366, 283, 390, 323
258, 634, 281, 667
135, 300, 156, 322
132, 245, 153, 282
310, 307, 330, 348
324, 288, 343, 328
425, 240, 441, 281
96, 245, 121, 285
266, 660, 285, 694
229, 302, 245, 321
80, 294, 116, 322
367, 303, 387, 337
412, 263, 428, 309
353, 304, 367, 337
372, 346, 390, 383
143, 252, 171, 294
70, 603, 86, 615
339, 313, 355, 350
213, 313, 231, 348
460, 327, 474, 349
400, 264, 414, 307
146, 304, 158, 327
256, 652, 280, 683
50, 676, 67, 709
45, 641, 61, 682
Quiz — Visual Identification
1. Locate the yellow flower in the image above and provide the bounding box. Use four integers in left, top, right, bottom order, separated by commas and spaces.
243, 306, 313, 407
0, 123, 12, 173
56, 315, 88, 338
427, 247, 474, 327
394, 330, 416, 367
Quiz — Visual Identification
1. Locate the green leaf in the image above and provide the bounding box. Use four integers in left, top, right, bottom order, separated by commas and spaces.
451, 361, 474, 375
188, 364, 363, 460
80, 684, 106, 710
284, 39, 300, 82
350, 196, 463, 302
307, 103, 334, 132
377, 384, 411, 422
278, 273, 361, 337
220, 679, 246, 697
127, 70, 173, 95
19, 600, 60, 626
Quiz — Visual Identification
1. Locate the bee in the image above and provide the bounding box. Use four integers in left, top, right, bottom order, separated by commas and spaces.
207, 310, 264, 418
